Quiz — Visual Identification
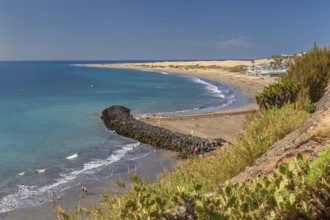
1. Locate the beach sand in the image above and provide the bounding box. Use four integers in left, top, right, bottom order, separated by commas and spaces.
2, 60, 277, 219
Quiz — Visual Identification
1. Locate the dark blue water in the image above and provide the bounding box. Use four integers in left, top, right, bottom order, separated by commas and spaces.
0, 61, 250, 213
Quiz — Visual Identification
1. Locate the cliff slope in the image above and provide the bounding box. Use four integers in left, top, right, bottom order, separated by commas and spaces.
232, 83, 330, 182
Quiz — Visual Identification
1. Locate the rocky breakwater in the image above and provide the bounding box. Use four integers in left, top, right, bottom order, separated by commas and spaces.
101, 105, 225, 158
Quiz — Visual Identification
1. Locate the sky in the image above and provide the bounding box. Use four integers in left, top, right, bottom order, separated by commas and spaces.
0, 0, 329, 60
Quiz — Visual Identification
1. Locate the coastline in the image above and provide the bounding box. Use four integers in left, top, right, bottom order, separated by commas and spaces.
85, 59, 275, 101
86, 60, 277, 141
2, 60, 277, 218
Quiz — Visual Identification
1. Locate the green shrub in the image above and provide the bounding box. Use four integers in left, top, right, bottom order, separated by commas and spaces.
307, 147, 330, 185
256, 80, 300, 110
224, 65, 246, 72
286, 44, 330, 103
188, 149, 330, 219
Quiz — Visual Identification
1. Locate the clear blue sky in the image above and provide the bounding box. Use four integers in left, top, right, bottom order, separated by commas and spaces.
0, 0, 329, 60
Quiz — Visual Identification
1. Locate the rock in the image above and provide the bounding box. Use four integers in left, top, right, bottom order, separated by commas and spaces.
178, 206, 186, 215
101, 105, 225, 158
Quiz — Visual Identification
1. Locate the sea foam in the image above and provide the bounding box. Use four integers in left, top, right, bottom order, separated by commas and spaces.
190, 77, 225, 99
66, 153, 78, 160
70, 142, 139, 176
36, 169, 46, 174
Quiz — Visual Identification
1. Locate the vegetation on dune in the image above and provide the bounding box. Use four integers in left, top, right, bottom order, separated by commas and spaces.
138, 64, 247, 73
223, 65, 246, 73
286, 44, 330, 103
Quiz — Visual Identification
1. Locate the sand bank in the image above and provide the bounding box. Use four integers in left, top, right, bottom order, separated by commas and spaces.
86, 59, 277, 141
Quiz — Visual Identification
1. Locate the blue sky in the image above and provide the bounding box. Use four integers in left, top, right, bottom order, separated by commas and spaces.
0, 0, 329, 60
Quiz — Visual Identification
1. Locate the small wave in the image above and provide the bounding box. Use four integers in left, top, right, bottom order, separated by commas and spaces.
140, 69, 153, 72
0, 180, 67, 214
140, 69, 169, 75
190, 77, 225, 99
36, 169, 46, 174
170, 107, 200, 114
125, 148, 151, 161
0, 185, 30, 213
0, 142, 141, 214
66, 153, 78, 160
69, 142, 140, 176
17, 172, 25, 176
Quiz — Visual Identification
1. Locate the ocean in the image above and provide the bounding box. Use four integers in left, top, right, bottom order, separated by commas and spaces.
0, 61, 250, 213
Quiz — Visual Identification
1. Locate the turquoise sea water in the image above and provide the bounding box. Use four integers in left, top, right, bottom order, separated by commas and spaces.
0, 61, 250, 213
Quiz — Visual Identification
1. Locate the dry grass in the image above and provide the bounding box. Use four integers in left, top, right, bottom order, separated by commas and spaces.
311, 115, 330, 137
148, 104, 311, 196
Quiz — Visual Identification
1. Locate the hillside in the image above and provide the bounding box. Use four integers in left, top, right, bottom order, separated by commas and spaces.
232, 83, 330, 183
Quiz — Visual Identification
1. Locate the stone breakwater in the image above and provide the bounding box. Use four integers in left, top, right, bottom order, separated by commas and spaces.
101, 105, 225, 158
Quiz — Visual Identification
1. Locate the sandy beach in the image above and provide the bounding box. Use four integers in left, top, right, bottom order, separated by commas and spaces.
87, 59, 277, 142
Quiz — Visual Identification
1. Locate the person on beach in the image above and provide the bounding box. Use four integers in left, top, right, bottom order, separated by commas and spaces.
52, 192, 57, 207
81, 185, 87, 198
194, 146, 199, 155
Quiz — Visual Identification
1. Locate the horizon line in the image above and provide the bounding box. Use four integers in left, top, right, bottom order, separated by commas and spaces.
0, 58, 267, 62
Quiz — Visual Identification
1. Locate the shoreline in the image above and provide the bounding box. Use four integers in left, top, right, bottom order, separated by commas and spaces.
85, 59, 276, 101
85, 60, 277, 141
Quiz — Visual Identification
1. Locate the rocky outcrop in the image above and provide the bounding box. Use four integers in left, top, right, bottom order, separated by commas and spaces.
101, 105, 225, 158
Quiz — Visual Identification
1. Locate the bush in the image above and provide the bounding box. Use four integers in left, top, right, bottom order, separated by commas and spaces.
187, 149, 330, 219
256, 80, 301, 110
286, 44, 330, 103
